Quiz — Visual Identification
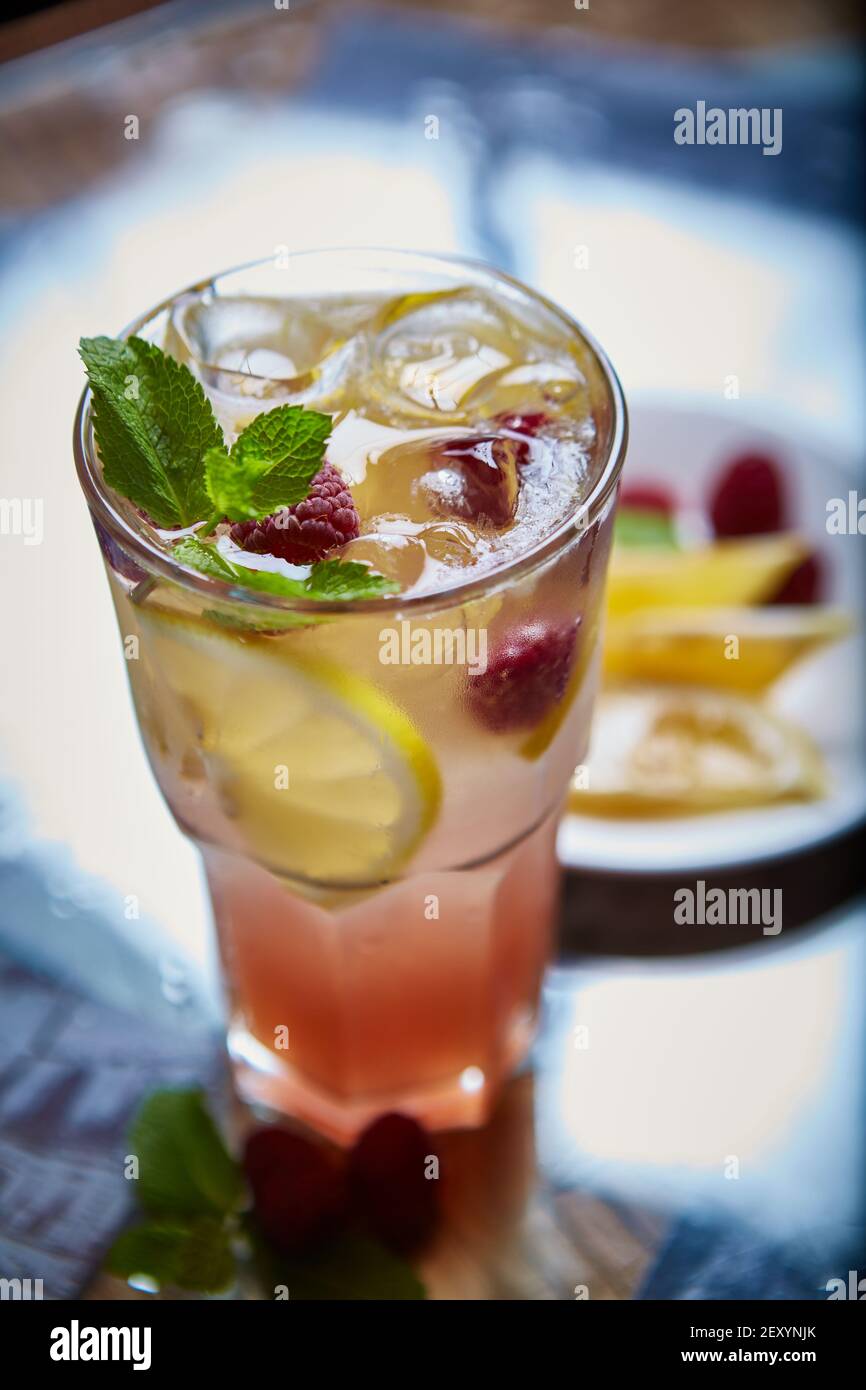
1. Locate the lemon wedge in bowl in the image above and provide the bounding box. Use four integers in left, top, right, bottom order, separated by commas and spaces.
606, 534, 809, 618
134, 608, 441, 884
570, 686, 825, 817
603, 606, 852, 692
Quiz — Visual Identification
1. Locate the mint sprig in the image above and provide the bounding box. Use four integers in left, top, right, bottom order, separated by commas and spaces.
107, 1089, 242, 1296
80, 336, 222, 529
173, 537, 398, 603
80, 336, 328, 531
80, 335, 392, 604
204, 406, 331, 521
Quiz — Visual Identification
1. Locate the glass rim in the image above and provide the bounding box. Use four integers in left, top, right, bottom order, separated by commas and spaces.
73, 248, 628, 616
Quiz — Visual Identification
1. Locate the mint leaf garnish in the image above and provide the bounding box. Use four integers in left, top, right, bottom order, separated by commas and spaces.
81, 335, 398, 606
232, 559, 399, 603
80, 336, 222, 528
129, 1088, 244, 1218
107, 1218, 235, 1294
615, 506, 678, 549
202, 446, 252, 520
173, 537, 398, 603
305, 558, 400, 601
205, 406, 331, 521
172, 535, 238, 582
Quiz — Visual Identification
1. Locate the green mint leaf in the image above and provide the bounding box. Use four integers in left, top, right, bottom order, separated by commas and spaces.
262, 1233, 426, 1301
173, 538, 398, 603
205, 405, 331, 521
306, 559, 399, 601
107, 1218, 235, 1294
173, 537, 307, 598
79, 336, 222, 528
614, 506, 678, 549
202, 445, 267, 521
129, 1088, 244, 1218
220, 567, 308, 599
173, 535, 239, 582
203, 607, 314, 633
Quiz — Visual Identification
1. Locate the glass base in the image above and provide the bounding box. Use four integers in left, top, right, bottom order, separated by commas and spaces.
227, 1011, 537, 1147
206, 813, 560, 1145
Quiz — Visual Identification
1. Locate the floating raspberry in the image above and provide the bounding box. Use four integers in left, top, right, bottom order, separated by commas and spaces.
619, 482, 675, 515
422, 435, 525, 528
230, 462, 360, 564
494, 410, 552, 438
767, 552, 823, 605
243, 1127, 345, 1253
348, 1113, 439, 1254
467, 618, 580, 733
710, 452, 785, 537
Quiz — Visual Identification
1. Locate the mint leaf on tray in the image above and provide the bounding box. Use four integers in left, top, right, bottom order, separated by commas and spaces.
107, 1217, 236, 1294
129, 1088, 244, 1218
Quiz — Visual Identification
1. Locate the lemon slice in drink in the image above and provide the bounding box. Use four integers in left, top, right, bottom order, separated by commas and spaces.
570, 686, 825, 817
136, 609, 441, 883
603, 606, 852, 692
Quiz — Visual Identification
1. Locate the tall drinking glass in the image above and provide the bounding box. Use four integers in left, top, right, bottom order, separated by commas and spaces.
74, 251, 626, 1143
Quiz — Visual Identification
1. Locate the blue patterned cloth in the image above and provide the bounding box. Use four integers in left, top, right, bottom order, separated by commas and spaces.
638, 1214, 864, 1301
0, 786, 223, 1299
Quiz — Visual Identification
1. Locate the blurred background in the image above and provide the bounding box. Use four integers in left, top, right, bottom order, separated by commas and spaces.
0, 0, 864, 1300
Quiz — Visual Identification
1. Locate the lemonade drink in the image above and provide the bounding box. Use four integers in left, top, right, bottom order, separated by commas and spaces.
75, 252, 626, 1142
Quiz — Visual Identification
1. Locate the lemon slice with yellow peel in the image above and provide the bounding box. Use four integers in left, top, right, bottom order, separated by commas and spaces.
135, 608, 441, 883
606, 535, 809, 618
570, 686, 825, 817
603, 606, 852, 692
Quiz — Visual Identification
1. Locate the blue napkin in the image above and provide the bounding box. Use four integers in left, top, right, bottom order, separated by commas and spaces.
637, 1214, 865, 1300
0, 783, 224, 1300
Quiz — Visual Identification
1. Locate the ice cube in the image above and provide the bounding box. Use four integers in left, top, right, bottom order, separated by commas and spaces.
172, 294, 334, 378
339, 533, 428, 589
464, 359, 589, 421
416, 521, 478, 567
166, 293, 369, 426
351, 437, 451, 525
364, 288, 523, 426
